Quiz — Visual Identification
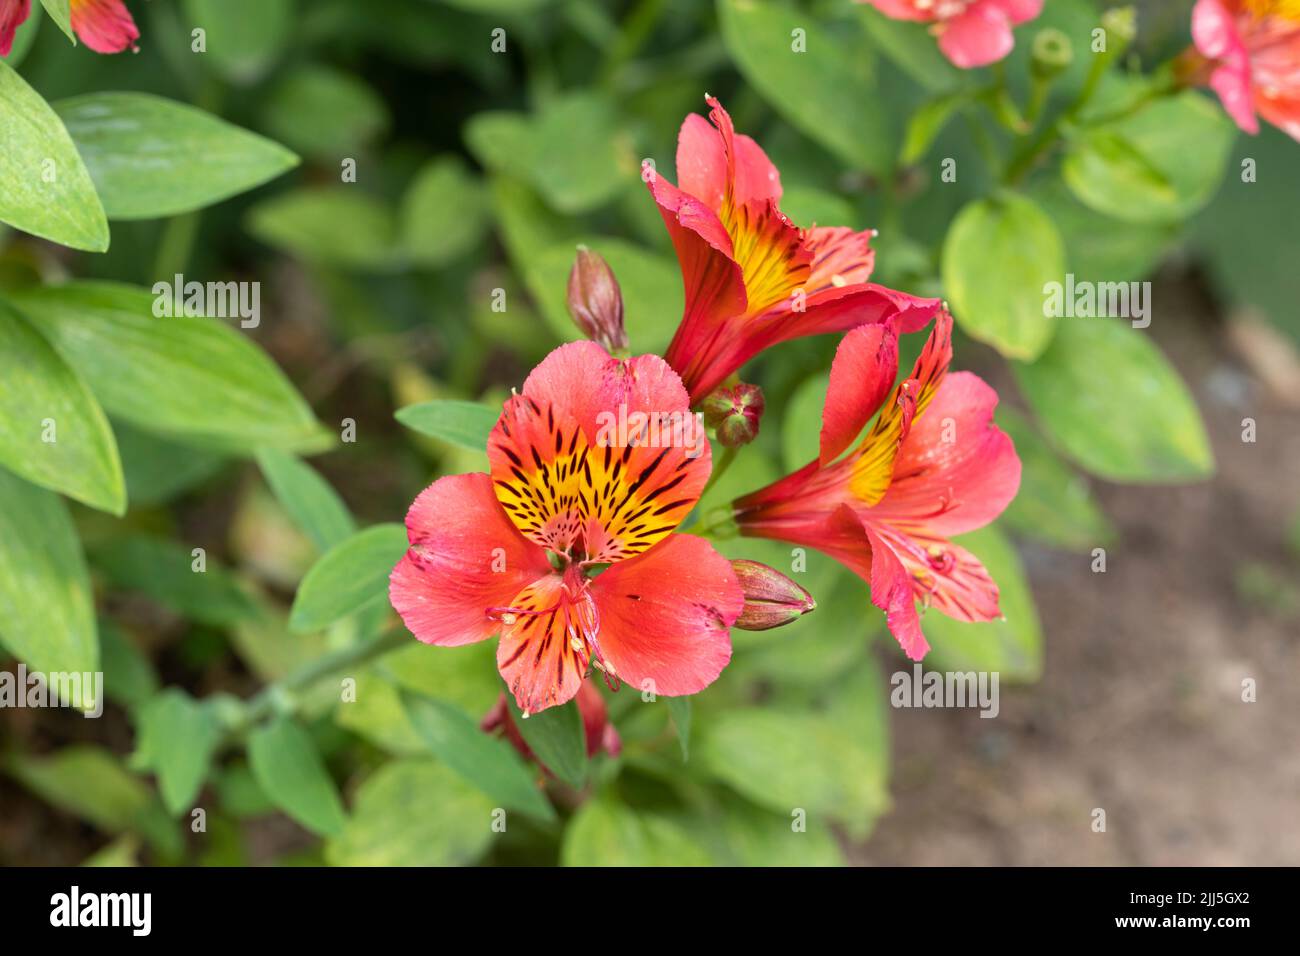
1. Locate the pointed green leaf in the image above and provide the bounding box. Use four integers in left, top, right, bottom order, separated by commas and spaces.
134, 689, 223, 815
0, 468, 97, 675
248, 717, 348, 837
504, 694, 587, 789
0, 301, 124, 513
394, 399, 498, 451
256, 448, 356, 552
56, 92, 299, 220
290, 524, 408, 633
0, 61, 108, 251
401, 692, 556, 822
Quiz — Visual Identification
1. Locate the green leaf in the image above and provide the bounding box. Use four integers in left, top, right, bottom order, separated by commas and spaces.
719, 0, 890, 174
920, 525, 1043, 681
465, 92, 631, 214
504, 694, 587, 789
90, 534, 259, 627
901, 92, 970, 165
256, 449, 356, 553
5, 747, 153, 835
115, 421, 227, 505
134, 689, 223, 815
393, 399, 498, 451
39, 0, 73, 44
260, 66, 389, 161
1063, 91, 1235, 224
248, 717, 348, 837
561, 796, 712, 866
0, 61, 109, 252
8, 282, 320, 450
0, 301, 124, 513
400, 692, 556, 822
698, 707, 888, 839
399, 157, 489, 266
183, 0, 294, 84
1014, 317, 1214, 482
56, 92, 299, 220
290, 524, 408, 633
683, 798, 845, 866
942, 193, 1065, 361
0, 468, 97, 675
997, 407, 1115, 551
246, 187, 398, 270
1032, 178, 1177, 285
100, 619, 160, 710
666, 696, 691, 761
325, 759, 496, 866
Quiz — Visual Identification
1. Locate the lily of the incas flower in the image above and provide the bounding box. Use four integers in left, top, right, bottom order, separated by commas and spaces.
1187, 0, 1300, 142
731, 312, 1020, 660
0, 0, 138, 57
860, 0, 1044, 69
390, 341, 744, 715
647, 96, 942, 403
481, 680, 621, 771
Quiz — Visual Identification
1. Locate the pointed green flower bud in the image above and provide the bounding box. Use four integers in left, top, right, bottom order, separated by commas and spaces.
730, 559, 816, 631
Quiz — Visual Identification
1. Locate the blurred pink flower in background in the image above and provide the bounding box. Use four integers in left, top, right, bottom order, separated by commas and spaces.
1188, 0, 1300, 141
0, 0, 138, 57
860, 0, 1044, 69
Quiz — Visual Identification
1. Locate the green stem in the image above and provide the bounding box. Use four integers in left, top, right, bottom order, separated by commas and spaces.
700, 445, 738, 501
234, 628, 409, 733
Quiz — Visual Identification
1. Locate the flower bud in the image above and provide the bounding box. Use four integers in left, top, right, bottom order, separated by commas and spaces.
1031, 28, 1073, 82
1099, 6, 1136, 60
566, 246, 627, 354
701, 382, 765, 448
730, 559, 816, 631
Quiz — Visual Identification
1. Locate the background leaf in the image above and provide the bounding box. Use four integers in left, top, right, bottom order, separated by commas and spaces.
1014, 318, 1214, 482
504, 694, 587, 789
57, 93, 298, 220
290, 524, 408, 633
0, 300, 124, 513
134, 689, 223, 815
0, 61, 108, 251
0, 468, 97, 675
256, 449, 356, 553
248, 717, 348, 837
394, 399, 498, 450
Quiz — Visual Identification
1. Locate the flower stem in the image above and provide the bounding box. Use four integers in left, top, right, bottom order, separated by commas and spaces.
701, 445, 738, 501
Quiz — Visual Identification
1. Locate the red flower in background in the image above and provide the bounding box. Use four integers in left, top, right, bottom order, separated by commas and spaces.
647, 96, 941, 403
0, 0, 139, 56
732, 312, 1020, 660
1188, 0, 1300, 141
860, 0, 1044, 69
390, 341, 744, 715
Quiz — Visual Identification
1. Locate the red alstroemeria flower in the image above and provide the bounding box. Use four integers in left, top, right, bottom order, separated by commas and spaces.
1187, 0, 1300, 141
647, 96, 942, 403
390, 341, 744, 715
481, 680, 622, 771
860, 0, 1044, 69
0, 0, 138, 56
732, 312, 1020, 660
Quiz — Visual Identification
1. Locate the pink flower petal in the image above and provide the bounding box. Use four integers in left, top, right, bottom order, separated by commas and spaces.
389, 473, 551, 647
675, 96, 783, 214
589, 534, 742, 697
938, 2, 1015, 69
871, 371, 1021, 537
70, 0, 138, 54
819, 322, 899, 466
0, 0, 31, 57
987, 0, 1044, 26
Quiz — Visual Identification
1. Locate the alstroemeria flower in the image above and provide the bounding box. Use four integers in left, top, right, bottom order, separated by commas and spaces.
0, 0, 138, 57
390, 341, 744, 715
647, 96, 941, 403
860, 0, 1044, 69
731, 312, 1020, 660
1187, 0, 1300, 141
